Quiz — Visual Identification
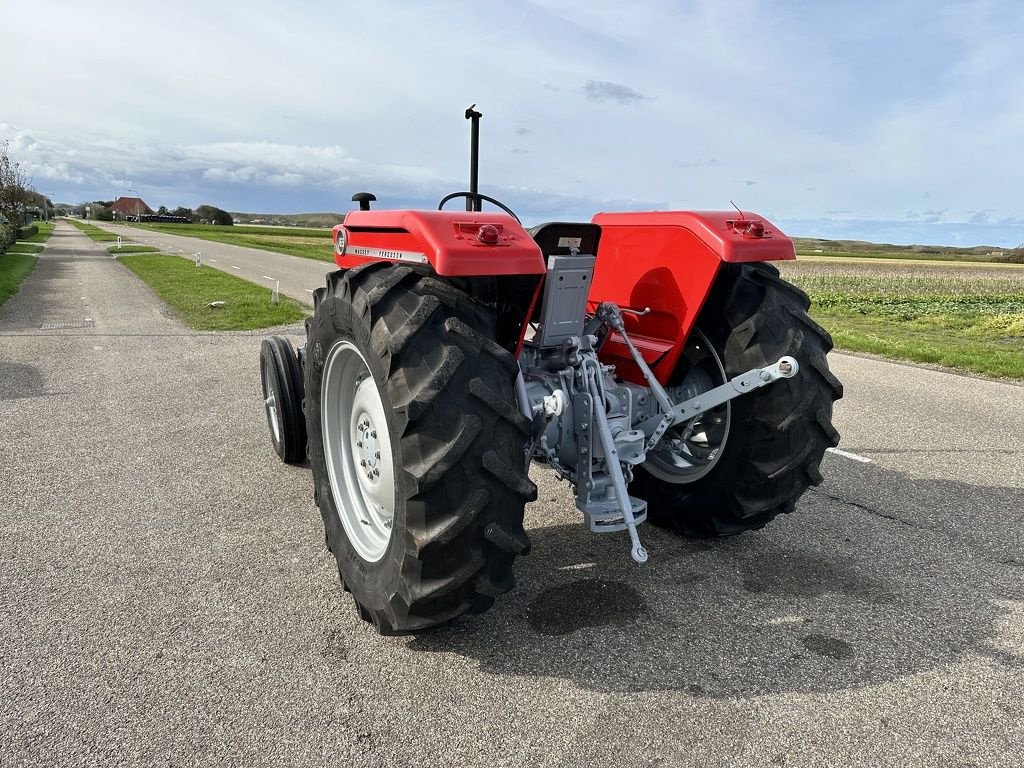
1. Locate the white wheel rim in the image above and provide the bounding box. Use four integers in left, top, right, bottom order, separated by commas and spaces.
261, 359, 281, 444
321, 340, 396, 562
644, 329, 731, 484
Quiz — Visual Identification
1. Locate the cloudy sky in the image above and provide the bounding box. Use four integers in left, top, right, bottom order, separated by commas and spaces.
3, 0, 1024, 246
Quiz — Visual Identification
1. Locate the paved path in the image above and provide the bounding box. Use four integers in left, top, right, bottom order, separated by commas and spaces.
93, 221, 332, 306
1, 222, 1022, 766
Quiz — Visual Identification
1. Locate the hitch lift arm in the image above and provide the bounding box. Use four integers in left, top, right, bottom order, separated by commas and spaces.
589, 302, 800, 562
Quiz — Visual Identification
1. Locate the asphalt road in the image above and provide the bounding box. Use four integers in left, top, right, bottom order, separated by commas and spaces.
1, 222, 1022, 767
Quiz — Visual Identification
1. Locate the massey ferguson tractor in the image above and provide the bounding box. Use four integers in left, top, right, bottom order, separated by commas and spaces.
259, 107, 843, 634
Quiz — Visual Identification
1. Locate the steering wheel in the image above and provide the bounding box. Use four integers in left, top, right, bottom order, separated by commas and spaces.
437, 192, 521, 223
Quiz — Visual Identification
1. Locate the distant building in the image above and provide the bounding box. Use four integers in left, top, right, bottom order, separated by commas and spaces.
111, 196, 154, 221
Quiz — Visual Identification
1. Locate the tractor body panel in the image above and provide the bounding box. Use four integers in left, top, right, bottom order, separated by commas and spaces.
589, 211, 795, 384
334, 210, 545, 277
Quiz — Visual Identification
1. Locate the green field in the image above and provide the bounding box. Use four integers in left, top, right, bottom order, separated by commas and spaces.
132, 222, 334, 262
118, 253, 306, 331
68, 219, 119, 241
792, 237, 1023, 265
779, 260, 1024, 379
0, 253, 38, 306
231, 212, 344, 228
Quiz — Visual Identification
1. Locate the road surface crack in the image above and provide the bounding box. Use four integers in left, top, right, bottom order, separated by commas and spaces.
811, 489, 936, 532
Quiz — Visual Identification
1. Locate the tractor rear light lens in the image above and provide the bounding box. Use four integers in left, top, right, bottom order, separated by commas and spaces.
725, 219, 769, 238
335, 228, 347, 254
477, 224, 500, 245
745, 221, 765, 238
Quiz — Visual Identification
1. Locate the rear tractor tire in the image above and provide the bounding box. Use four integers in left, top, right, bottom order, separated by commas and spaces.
304, 263, 536, 634
631, 262, 843, 537
260, 336, 307, 464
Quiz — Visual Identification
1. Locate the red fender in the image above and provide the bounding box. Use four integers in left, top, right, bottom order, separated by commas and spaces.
589, 211, 795, 384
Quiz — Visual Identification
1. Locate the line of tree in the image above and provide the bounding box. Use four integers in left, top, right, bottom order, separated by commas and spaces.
81, 202, 233, 226
82, 200, 116, 220
194, 205, 234, 226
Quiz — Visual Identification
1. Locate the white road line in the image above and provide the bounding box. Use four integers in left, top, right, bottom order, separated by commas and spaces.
208, 258, 216, 262
261, 275, 275, 281
305, 289, 315, 294
231, 265, 241, 270
826, 447, 872, 463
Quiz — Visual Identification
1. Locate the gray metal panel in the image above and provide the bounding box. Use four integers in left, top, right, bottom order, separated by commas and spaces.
536, 254, 595, 348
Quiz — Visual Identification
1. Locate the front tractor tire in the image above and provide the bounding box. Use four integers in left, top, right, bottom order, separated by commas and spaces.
305, 263, 536, 634
632, 262, 843, 538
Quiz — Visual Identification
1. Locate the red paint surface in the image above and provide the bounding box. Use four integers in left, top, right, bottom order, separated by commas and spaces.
333, 210, 545, 276
589, 211, 795, 383
327, 207, 794, 383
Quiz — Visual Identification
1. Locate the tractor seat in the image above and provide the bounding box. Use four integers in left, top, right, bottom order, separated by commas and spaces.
528, 222, 602, 257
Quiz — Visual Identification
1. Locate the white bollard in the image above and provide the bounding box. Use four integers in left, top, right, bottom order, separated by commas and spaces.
272, 280, 280, 305
194, 252, 201, 267
116, 236, 122, 248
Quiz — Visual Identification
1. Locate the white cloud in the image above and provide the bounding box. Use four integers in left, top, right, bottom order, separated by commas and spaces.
1, 0, 1022, 245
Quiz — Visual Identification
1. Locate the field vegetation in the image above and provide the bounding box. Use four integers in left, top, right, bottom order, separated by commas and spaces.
779, 260, 1024, 379
118, 253, 306, 331
230, 211, 344, 228
68, 219, 119, 241
132, 222, 333, 261
793, 237, 1024, 265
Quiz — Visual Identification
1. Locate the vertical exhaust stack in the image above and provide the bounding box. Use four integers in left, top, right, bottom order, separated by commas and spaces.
465, 105, 482, 212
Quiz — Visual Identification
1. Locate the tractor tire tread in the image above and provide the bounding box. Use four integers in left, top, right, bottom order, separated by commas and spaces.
260, 336, 307, 464
634, 262, 842, 538
306, 266, 534, 633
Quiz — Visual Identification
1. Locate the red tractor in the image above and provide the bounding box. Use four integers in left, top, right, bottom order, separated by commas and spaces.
260, 107, 842, 634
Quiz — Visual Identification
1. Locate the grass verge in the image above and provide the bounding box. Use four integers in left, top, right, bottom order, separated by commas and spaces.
779, 261, 1024, 379
68, 219, 119, 241
8, 243, 45, 254
118, 253, 306, 330
107, 244, 160, 254
22, 221, 55, 243
132, 222, 334, 262
0, 253, 38, 306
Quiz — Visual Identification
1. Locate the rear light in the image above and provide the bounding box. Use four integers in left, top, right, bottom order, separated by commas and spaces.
477, 224, 500, 245
725, 219, 769, 238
